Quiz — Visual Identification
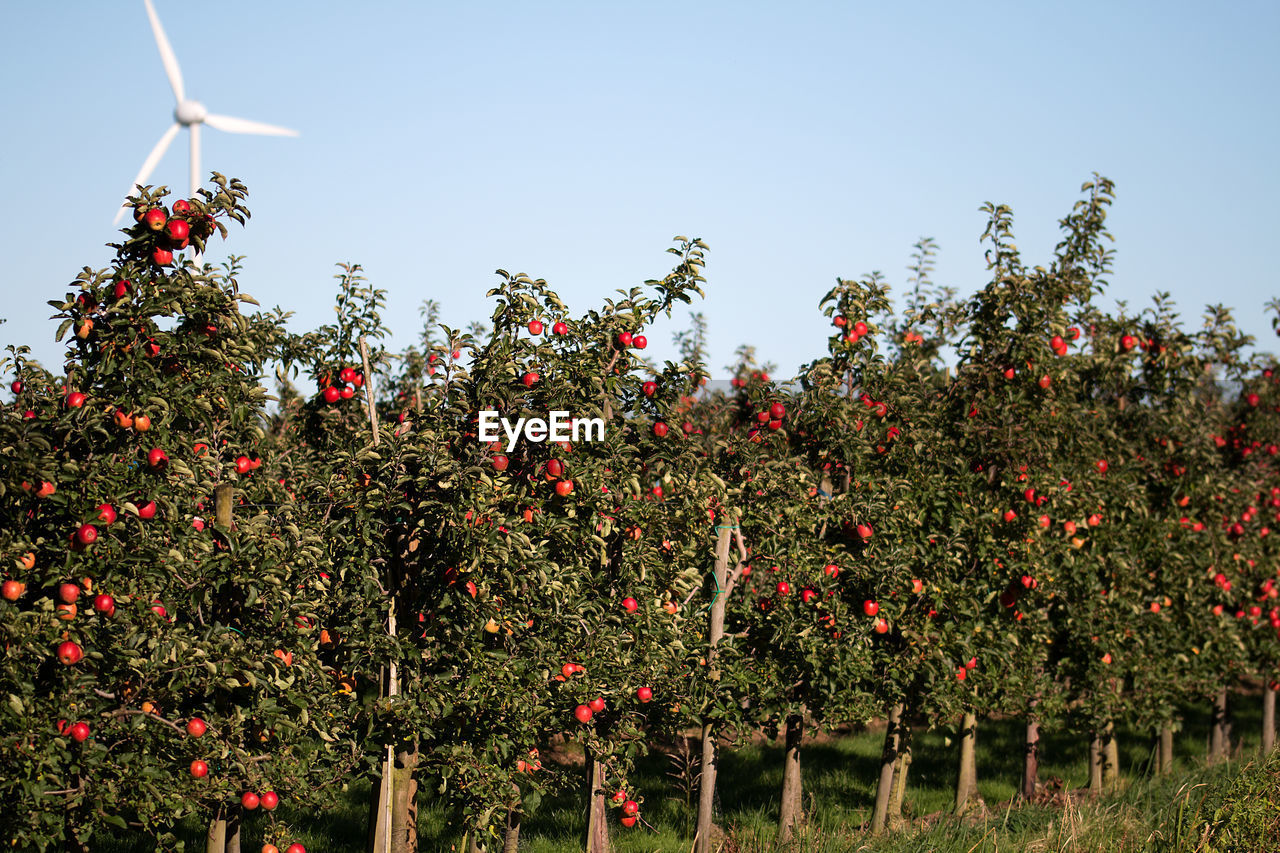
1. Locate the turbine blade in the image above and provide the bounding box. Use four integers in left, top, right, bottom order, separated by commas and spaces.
114, 123, 181, 223
143, 0, 185, 103
204, 113, 299, 137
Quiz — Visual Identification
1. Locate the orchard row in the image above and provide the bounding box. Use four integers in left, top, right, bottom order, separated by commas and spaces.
1, 174, 1278, 853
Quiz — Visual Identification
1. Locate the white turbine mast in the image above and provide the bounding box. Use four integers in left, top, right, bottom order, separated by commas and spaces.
113, 0, 298, 223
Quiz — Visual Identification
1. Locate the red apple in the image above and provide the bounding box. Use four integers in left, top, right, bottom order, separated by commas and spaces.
1120, 335, 1136, 351
69, 722, 90, 743
75, 524, 98, 546
97, 504, 117, 525
622, 799, 640, 816
642, 381, 657, 396
555, 480, 574, 497
621, 816, 638, 828
66, 391, 86, 408
58, 583, 80, 604
545, 459, 565, 478
1095, 459, 1108, 474
137, 500, 157, 519
621, 597, 638, 613
57, 640, 82, 664
776, 581, 791, 596
260, 791, 278, 810
574, 704, 593, 724
147, 447, 169, 469
863, 600, 879, 616
241, 792, 260, 810
236, 456, 252, 475
1038, 375, 1051, 389
152, 247, 173, 266
632, 334, 647, 349
286, 845, 305, 853
1, 580, 25, 601
187, 717, 207, 738
522, 372, 539, 387
1003, 510, 1017, 522
552, 322, 568, 335
911, 578, 923, 593
589, 696, 606, 713
492, 455, 509, 472
873, 617, 889, 634
855, 523, 873, 541
165, 218, 189, 241
144, 208, 167, 231
825, 564, 840, 578
653, 422, 669, 437
190, 759, 209, 778
636, 686, 653, 703
323, 386, 341, 404
617, 332, 633, 347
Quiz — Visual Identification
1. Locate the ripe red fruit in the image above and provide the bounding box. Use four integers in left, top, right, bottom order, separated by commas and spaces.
151, 601, 167, 618
776, 581, 791, 596
618, 332, 633, 347
236, 456, 252, 474
58, 583, 80, 604
75, 524, 98, 546
621, 816, 638, 828
152, 247, 173, 266
165, 218, 190, 241
825, 564, 840, 578
1247, 393, 1260, 407
911, 578, 923, 593
242, 792, 260, 810
190, 759, 209, 778
1004, 367, 1016, 379
1050, 335, 1065, 351
863, 600, 879, 616
66, 391, 86, 408
1095, 459, 1108, 474
589, 696, 606, 713
642, 381, 657, 397
323, 386, 341, 404
545, 459, 565, 478
1, 580, 24, 601
69, 722, 90, 743
853, 321, 869, 336
137, 500, 157, 520
340, 385, 355, 400
769, 402, 786, 419
147, 447, 169, 469
632, 334, 647, 349
801, 589, 817, 604
144, 208, 167, 231
57, 641, 82, 665
1037, 375, 1051, 389
172, 199, 191, 214
621, 597, 638, 613
552, 321, 569, 335
855, 523, 873, 541
1120, 335, 1136, 351
492, 455, 509, 472
186, 717, 207, 738
1003, 510, 1017, 522
768, 419, 782, 431
555, 480, 574, 497
636, 686, 653, 703
574, 704, 593, 724
286, 845, 306, 853
956, 667, 967, 681
522, 372, 539, 387
528, 320, 544, 335
622, 799, 640, 816
1040, 515, 1053, 529
653, 422, 669, 437
682, 422, 695, 435
260, 791, 279, 810
1087, 513, 1102, 527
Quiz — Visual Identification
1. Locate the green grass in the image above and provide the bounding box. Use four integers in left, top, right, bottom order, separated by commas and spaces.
96, 696, 1273, 852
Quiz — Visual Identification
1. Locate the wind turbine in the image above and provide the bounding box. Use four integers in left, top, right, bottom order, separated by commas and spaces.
113, 0, 298, 223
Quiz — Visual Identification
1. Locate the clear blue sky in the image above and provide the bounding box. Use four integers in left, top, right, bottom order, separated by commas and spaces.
2, 2, 1277, 381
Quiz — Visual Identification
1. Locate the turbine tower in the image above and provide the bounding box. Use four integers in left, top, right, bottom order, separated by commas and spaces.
114, 0, 298, 223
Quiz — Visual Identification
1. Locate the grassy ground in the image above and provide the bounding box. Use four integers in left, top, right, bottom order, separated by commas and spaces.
98, 696, 1272, 852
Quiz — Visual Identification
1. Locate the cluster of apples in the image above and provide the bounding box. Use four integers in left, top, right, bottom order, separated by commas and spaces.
133, 199, 211, 266
319, 366, 365, 404
833, 315, 871, 346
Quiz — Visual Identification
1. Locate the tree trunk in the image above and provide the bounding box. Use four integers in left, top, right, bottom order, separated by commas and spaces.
953, 712, 980, 815
694, 526, 733, 853
224, 806, 241, 853
585, 753, 611, 853
367, 763, 391, 853
777, 713, 805, 844
1209, 687, 1231, 764
1263, 686, 1276, 755
206, 808, 227, 853
1103, 721, 1119, 786
1021, 717, 1040, 800
1088, 733, 1103, 792
871, 703, 903, 834
1157, 725, 1174, 774
390, 744, 419, 853
888, 719, 912, 830
502, 809, 521, 853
